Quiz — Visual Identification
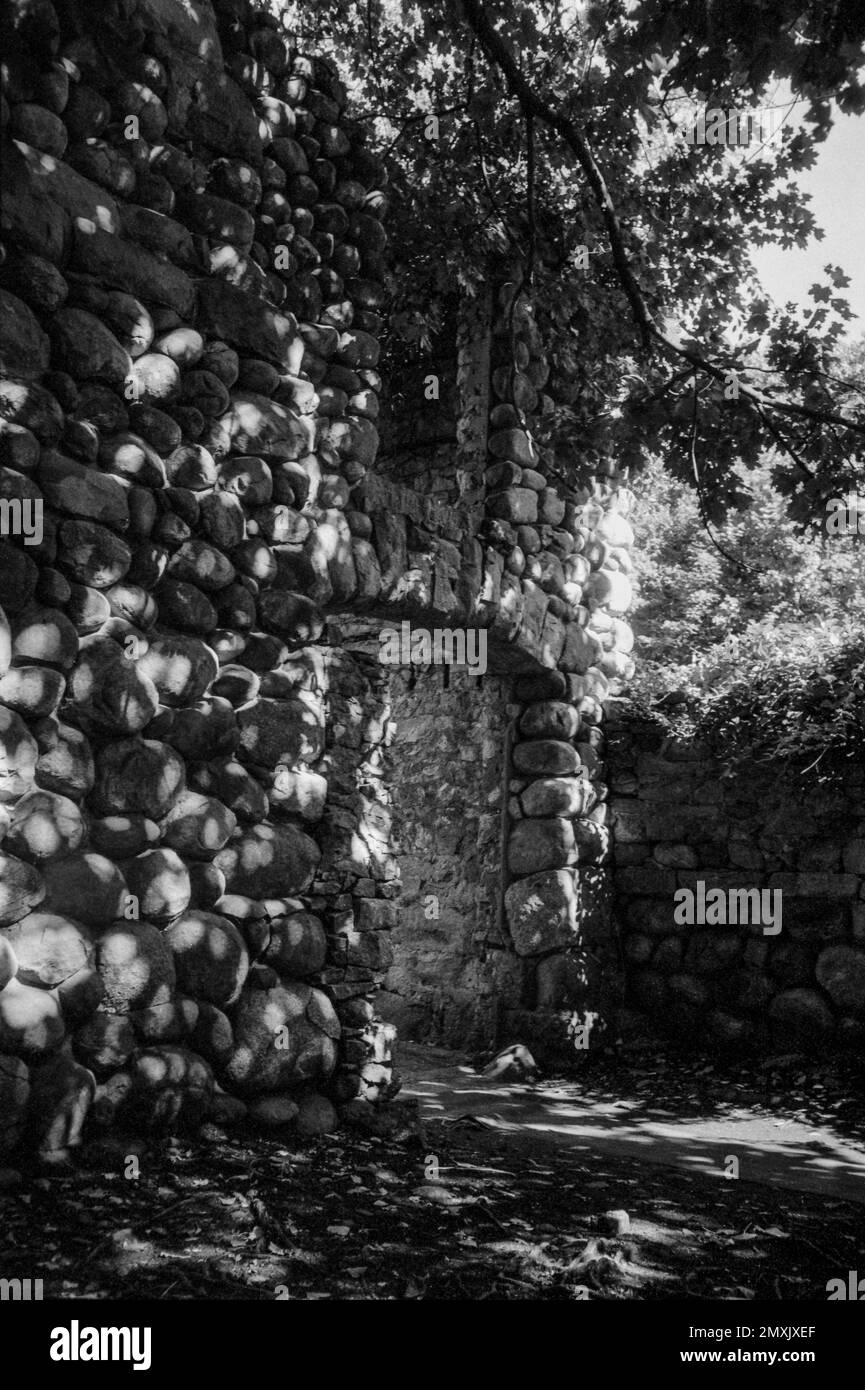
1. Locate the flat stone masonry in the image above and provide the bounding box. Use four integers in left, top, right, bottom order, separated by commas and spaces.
607, 704, 865, 1053
376, 665, 512, 1053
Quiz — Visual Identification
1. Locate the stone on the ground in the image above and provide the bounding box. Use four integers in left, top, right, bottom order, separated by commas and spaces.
481, 1044, 539, 1081
247, 1094, 299, 1128
296, 1092, 338, 1135
599, 1209, 631, 1235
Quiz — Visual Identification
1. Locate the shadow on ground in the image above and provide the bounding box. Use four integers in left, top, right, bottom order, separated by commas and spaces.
1, 1044, 863, 1300
400, 1043, 865, 1205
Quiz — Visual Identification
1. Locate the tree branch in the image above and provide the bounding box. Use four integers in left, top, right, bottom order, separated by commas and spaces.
458, 0, 656, 345
756, 403, 816, 480
689, 371, 756, 574
455, 0, 865, 443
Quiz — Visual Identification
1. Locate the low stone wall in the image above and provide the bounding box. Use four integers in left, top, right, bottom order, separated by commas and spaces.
607, 703, 865, 1052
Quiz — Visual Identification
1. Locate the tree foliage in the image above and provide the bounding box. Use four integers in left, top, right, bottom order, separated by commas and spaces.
270, 0, 865, 524
631, 449, 865, 676
624, 408, 865, 786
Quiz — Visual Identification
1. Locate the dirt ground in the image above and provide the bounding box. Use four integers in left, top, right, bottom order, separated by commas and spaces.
2, 1049, 863, 1301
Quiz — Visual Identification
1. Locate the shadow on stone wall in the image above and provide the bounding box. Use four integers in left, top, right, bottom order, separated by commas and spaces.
0, 0, 636, 1163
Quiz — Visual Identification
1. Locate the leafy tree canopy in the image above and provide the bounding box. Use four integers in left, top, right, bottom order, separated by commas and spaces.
271, 0, 865, 526
617, 343, 865, 789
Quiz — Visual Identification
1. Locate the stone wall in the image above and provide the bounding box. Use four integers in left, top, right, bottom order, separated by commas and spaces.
483, 283, 637, 1060
607, 704, 865, 1053
376, 292, 463, 502
0, 0, 637, 1162
377, 664, 510, 1053
0, 0, 402, 1158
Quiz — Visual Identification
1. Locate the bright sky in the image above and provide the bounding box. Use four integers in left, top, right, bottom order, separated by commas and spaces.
750, 106, 865, 341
